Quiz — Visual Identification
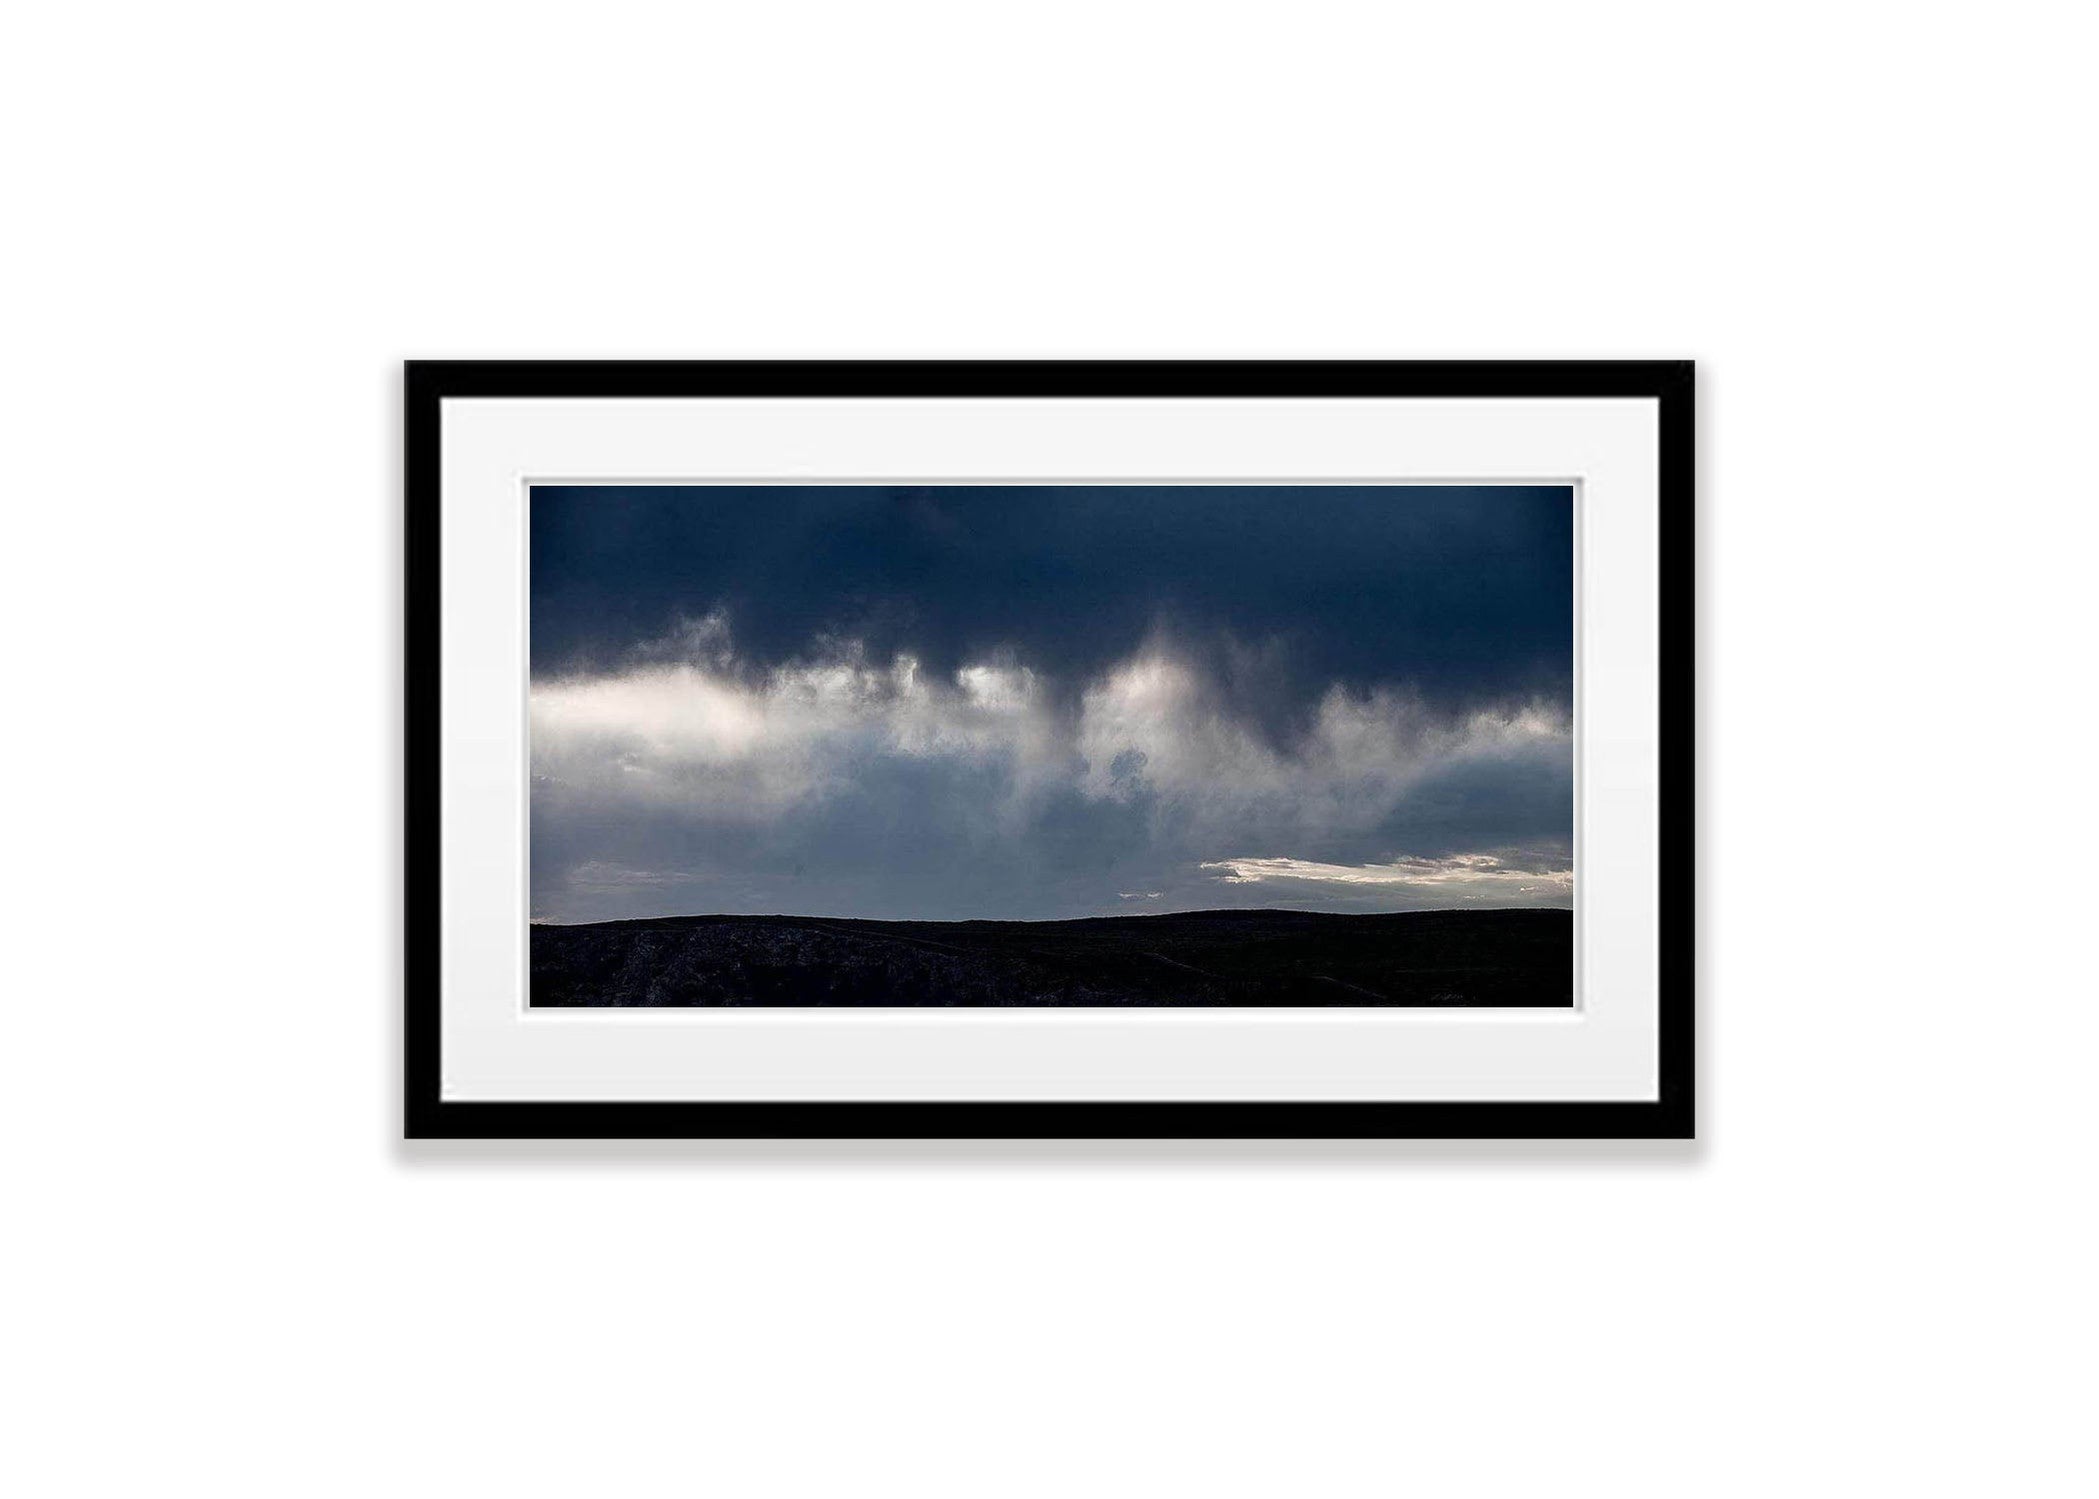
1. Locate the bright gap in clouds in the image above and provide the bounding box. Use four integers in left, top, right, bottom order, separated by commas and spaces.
1200, 854, 1572, 901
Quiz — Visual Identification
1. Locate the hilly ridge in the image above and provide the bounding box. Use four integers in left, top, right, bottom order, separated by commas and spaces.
530, 907, 1572, 1008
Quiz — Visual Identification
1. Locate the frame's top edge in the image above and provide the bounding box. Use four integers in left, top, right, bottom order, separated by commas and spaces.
404, 359, 1694, 403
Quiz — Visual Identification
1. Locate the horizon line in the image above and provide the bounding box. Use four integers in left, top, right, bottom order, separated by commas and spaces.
528, 905, 1574, 930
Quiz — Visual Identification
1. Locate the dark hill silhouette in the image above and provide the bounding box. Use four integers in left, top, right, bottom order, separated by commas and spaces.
530, 907, 1571, 1008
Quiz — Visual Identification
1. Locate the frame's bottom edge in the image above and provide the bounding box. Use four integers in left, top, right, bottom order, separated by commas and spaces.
404, 1097, 1694, 1141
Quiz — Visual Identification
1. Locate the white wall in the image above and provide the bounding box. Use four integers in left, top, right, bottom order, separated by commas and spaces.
7, 4, 2092, 1495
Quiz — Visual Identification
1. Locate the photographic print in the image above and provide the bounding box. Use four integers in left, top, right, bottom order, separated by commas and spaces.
407, 360, 1691, 1137
528, 482, 1574, 1008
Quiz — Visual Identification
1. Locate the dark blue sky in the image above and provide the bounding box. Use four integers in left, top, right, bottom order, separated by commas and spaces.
530, 485, 1573, 923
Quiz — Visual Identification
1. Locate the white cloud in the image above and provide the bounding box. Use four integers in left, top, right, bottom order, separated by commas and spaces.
1200, 853, 1572, 901
567, 860, 704, 890
532, 639, 1068, 818
1071, 651, 1565, 842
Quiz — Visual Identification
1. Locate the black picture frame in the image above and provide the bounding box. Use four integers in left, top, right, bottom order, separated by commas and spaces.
406, 360, 1694, 1139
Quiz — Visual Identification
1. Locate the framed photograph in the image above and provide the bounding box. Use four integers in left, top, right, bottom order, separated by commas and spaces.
406, 361, 1693, 1138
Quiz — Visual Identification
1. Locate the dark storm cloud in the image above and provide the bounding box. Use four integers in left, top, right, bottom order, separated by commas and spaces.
532, 485, 1571, 730
529, 484, 1573, 923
